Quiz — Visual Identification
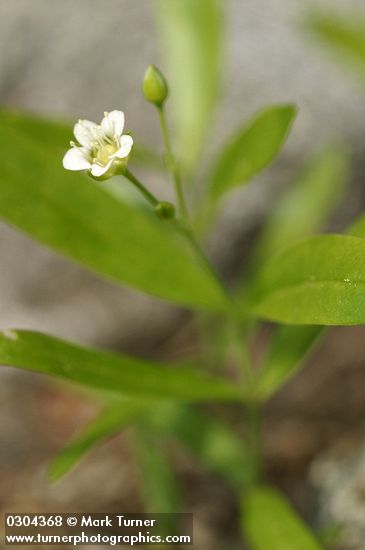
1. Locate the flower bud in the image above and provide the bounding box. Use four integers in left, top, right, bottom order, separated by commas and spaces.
155, 201, 176, 220
143, 65, 169, 107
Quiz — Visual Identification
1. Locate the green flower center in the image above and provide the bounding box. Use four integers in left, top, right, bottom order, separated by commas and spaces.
95, 144, 117, 166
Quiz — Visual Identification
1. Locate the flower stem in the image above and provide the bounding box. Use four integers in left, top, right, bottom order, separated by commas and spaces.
157, 106, 189, 221
124, 169, 159, 207
124, 167, 262, 483
125, 169, 231, 312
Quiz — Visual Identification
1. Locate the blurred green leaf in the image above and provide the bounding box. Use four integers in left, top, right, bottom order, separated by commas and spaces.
251, 234, 365, 325
242, 486, 323, 550
0, 116, 227, 311
317, 524, 343, 548
135, 428, 182, 521
0, 110, 162, 170
0, 109, 71, 150
305, 13, 365, 82
256, 326, 322, 400
254, 184, 359, 400
249, 146, 349, 272
148, 403, 253, 487
155, 0, 224, 168
50, 399, 147, 482
347, 212, 365, 237
0, 330, 242, 402
131, 144, 164, 171
209, 105, 297, 201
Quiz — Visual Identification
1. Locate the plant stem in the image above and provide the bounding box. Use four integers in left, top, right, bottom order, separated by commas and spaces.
157, 106, 189, 221
124, 169, 159, 207
230, 322, 255, 390
177, 222, 234, 306
229, 321, 262, 482
124, 169, 229, 307
125, 167, 262, 483
246, 399, 262, 483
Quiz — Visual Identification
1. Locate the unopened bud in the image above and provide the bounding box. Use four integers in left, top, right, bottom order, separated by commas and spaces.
143, 65, 169, 107
155, 201, 175, 220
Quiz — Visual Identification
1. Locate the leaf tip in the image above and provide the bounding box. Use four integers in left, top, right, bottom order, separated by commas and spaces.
48, 458, 71, 484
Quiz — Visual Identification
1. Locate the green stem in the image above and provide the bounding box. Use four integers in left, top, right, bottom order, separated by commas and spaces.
230, 323, 262, 483
124, 168, 262, 482
158, 106, 189, 221
124, 170, 228, 307
230, 322, 255, 390
175, 220, 236, 312
124, 169, 159, 207
246, 399, 262, 483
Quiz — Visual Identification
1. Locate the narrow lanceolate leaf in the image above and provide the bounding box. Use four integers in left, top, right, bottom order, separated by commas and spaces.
0, 330, 241, 402
135, 428, 182, 522
304, 13, 365, 81
242, 486, 323, 550
0, 118, 227, 311
147, 403, 253, 487
49, 400, 148, 482
251, 234, 365, 326
249, 146, 349, 271
209, 105, 297, 201
155, 0, 223, 168
256, 326, 322, 400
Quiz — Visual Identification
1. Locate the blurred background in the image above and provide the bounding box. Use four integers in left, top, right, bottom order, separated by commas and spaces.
1, 0, 365, 548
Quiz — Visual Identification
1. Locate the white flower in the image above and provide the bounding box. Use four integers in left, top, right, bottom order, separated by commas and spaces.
63, 110, 133, 179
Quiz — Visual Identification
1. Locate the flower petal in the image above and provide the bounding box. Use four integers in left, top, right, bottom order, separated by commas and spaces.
74, 120, 102, 147
112, 135, 134, 159
101, 110, 125, 138
63, 147, 91, 171
91, 160, 113, 178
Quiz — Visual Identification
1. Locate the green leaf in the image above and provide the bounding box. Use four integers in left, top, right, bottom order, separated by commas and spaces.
251, 234, 365, 325
242, 486, 323, 550
49, 399, 148, 482
347, 213, 365, 238
0, 330, 241, 402
0, 109, 71, 151
0, 109, 162, 170
147, 403, 253, 487
317, 524, 343, 548
244, 148, 347, 391
135, 428, 182, 520
155, 0, 224, 168
0, 115, 227, 311
304, 13, 365, 83
209, 105, 297, 201
249, 146, 349, 271
256, 326, 322, 400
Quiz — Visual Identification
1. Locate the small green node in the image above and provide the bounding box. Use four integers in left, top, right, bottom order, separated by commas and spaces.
155, 201, 176, 220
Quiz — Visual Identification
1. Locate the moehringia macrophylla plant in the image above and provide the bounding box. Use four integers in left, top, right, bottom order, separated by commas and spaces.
0, 54, 345, 545
62, 64, 260, 478
63, 110, 134, 180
